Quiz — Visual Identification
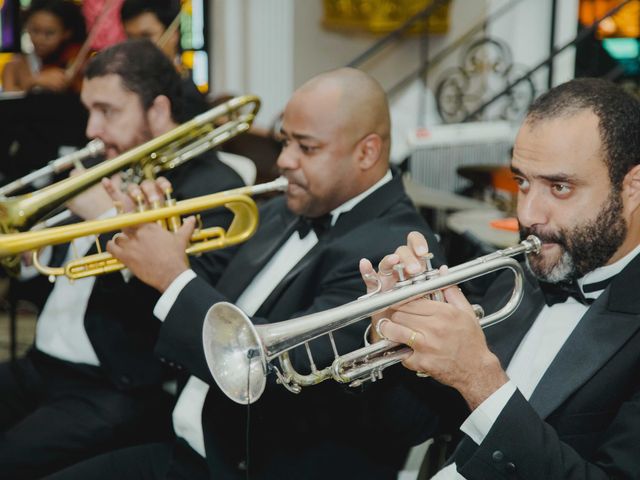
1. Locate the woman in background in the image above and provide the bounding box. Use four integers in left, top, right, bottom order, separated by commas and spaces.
2, 0, 86, 92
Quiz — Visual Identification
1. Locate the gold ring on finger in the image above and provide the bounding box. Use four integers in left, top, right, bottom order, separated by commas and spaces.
407, 330, 418, 349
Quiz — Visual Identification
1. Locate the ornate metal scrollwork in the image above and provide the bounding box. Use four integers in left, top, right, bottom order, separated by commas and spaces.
435, 37, 535, 123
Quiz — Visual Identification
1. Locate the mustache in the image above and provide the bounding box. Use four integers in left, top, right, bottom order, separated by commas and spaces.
280, 170, 307, 189
519, 225, 567, 248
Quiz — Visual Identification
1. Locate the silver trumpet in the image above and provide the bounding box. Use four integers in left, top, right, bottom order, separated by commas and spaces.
0, 139, 105, 198
203, 235, 541, 404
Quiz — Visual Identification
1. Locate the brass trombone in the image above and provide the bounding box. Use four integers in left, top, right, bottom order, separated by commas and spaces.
0, 178, 288, 280
0, 139, 106, 198
202, 236, 541, 404
0, 95, 261, 274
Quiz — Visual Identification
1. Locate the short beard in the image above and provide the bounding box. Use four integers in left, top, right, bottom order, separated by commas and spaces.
520, 190, 627, 283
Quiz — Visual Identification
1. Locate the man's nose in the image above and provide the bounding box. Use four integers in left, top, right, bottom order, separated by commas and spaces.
276, 143, 298, 171
85, 114, 102, 140
517, 187, 549, 229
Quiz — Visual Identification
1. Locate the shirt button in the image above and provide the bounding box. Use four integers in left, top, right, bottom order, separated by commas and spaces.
506, 462, 516, 473
492, 450, 504, 462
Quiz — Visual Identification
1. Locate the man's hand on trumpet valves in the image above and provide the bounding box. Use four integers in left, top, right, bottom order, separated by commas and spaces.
104, 176, 194, 293
363, 231, 510, 411
382, 284, 508, 410
66, 169, 121, 220
101, 176, 172, 214
360, 231, 434, 343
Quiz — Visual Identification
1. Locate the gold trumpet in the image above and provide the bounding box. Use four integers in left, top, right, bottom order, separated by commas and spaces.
202, 236, 541, 404
0, 178, 288, 281
0, 95, 261, 274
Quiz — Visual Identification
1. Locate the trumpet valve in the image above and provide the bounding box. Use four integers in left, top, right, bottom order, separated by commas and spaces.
162, 189, 182, 232
150, 199, 168, 228
393, 263, 413, 288
422, 252, 435, 270
134, 194, 146, 212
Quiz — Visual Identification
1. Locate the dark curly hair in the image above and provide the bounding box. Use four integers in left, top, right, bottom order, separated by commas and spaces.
120, 0, 181, 29
84, 39, 183, 122
526, 78, 640, 191
24, 0, 87, 44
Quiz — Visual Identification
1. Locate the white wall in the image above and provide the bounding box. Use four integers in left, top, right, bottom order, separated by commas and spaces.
211, 0, 294, 129
291, 0, 490, 90
210, 0, 580, 129
487, 0, 579, 92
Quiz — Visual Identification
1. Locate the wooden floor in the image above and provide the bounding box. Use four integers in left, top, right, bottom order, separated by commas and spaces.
0, 278, 37, 362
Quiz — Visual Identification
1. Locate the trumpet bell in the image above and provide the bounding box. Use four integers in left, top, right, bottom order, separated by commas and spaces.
203, 302, 267, 404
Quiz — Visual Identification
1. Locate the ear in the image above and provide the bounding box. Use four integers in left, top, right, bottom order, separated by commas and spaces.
146, 95, 173, 135
622, 164, 640, 213
355, 133, 383, 171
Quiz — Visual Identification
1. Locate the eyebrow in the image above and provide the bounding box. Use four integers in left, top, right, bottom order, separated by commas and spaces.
279, 128, 321, 142
510, 165, 579, 184
89, 101, 114, 110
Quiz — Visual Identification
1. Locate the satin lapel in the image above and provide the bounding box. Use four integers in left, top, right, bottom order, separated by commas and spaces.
527, 252, 640, 419
529, 286, 640, 419
255, 240, 324, 317
216, 207, 298, 301
484, 273, 545, 367
256, 173, 407, 316
329, 172, 405, 240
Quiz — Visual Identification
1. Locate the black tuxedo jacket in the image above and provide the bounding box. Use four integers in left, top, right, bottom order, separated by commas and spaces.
398, 253, 640, 479
157, 173, 444, 479
31, 151, 244, 390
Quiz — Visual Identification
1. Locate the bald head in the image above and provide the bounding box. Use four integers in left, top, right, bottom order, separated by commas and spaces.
277, 68, 392, 217
293, 67, 391, 167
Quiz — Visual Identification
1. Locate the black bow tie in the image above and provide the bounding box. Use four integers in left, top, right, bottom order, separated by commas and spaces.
539, 276, 614, 307
295, 214, 332, 239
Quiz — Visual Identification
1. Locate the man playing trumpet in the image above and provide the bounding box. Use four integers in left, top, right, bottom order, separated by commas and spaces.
0, 39, 243, 479
47, 67, 442, 480
363, 78, 640, 478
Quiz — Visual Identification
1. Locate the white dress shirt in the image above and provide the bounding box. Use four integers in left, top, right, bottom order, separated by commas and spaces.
34, 208, 117, 365
154, 171, 393, 457
435, 242, 640, 479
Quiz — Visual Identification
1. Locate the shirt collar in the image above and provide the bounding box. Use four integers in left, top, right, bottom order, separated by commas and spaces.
578, 242, 640, 297
328, 169, 393, 226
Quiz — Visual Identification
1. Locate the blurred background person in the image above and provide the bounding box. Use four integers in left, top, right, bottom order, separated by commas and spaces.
81, 0, 125, 52
120, 0, 208, 121
2, 0, 86, 93
0, 39, 244, 480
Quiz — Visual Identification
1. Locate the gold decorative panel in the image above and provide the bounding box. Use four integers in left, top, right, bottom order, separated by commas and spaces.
322, 0, 451, 34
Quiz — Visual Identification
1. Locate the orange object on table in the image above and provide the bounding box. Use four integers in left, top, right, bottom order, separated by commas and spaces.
490, 217, 519, 232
